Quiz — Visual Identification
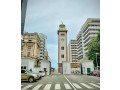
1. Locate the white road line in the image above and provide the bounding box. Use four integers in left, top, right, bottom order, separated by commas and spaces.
81, 83, 93, 89
64, 84, 72, 89
21, 85, 33, 90
43, 84, 52, 90
73, 83, 82, 89
55, 84, 60, 89
89, 83, 100, 88
32, 84, 42, 90
63, 75, 77, 90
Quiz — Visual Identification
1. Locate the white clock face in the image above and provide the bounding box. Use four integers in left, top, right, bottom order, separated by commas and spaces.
61, 38, 64, 42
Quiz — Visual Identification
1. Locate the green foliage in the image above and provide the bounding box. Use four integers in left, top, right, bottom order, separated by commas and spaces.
86, 32, 100, 67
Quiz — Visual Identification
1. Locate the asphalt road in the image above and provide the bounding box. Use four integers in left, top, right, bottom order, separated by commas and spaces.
21, 74, 100, 90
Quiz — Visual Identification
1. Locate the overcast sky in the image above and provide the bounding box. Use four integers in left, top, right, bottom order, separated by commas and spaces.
24, 0, 100, 69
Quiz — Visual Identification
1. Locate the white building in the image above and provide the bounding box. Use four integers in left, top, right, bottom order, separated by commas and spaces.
21, 57, 40, 73
39, 33, 47, 60
62, 61, 71, 74
80, 60, 94, 74
40, 60, 51, 75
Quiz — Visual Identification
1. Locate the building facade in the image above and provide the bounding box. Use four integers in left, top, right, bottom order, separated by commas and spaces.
77, 18, 100, 61
57, 22, 68, 73
68, 40, 80, 68
21, 32, 41, 66
39, 33, 47, 60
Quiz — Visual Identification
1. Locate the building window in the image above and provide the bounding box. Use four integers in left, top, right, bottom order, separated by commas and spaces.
27, 52, 30, 57
61, 55, 64, 58
24, 66, 26, 69
21, 70, 25, 73
28, 46, 31, 51
21, 66, 23, 69
21, 46, 23, 51
21, 52, 23, 57
61, 47, 64, 50
61, 34, 65, 36
29, 40, 32, 41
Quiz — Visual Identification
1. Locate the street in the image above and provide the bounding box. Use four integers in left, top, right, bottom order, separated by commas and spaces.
21, 74, 100, 90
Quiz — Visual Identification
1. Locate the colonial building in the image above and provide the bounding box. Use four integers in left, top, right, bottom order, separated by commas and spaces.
57, 21, 68, 73
21, 32, 41, 67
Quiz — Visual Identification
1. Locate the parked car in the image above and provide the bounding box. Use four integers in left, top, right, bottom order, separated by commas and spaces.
31, 71, 42, 80
21, 69, 39, 82
39, 71, 45, 77
93, 70, 99, 76
97, 71, 100, 77
87, 71, 94, 75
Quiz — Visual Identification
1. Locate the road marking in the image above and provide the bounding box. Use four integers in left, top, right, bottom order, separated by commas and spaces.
73, 83, 82, 89
43, 84, 52, 90
55, 84, 60, 89
63, 75, 77, 90
64, 84, 72, 89
21, 85, 33, 90
32, 84, 42, 90
89, 83, 100, 88
81, 83, 93, 89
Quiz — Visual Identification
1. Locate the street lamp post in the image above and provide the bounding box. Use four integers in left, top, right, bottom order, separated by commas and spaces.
96, 53, 99, 70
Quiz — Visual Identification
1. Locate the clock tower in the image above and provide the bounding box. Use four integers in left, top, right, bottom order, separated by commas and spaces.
57, 21, 68, 73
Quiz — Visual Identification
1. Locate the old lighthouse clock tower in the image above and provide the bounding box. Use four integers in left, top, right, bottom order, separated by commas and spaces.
57, 21, 68, 73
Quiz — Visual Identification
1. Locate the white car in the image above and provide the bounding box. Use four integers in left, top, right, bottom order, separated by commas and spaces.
39, 71, 45, 77
29, 71, 42, 80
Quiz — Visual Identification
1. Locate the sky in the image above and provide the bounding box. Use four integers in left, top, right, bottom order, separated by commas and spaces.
24, 0, 100, 69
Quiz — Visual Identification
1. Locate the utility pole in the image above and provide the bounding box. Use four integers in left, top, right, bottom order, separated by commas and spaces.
96, 53, 99, 70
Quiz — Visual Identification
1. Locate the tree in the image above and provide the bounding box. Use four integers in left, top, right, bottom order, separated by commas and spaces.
87, 32, 100, 67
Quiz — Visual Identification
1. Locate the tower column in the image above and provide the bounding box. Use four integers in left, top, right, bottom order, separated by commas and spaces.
57, 21, 68, 73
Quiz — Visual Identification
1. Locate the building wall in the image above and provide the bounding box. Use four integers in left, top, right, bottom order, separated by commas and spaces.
21, 58, 35, 71
81, 60, 94, 74
62, 61, 71, 74
40, 60, 51, 75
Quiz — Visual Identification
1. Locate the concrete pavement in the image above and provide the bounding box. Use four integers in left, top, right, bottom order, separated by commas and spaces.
21, 74, 100, 90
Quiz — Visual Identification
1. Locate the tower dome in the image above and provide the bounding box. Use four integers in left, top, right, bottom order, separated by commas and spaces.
59, 21, 65, 29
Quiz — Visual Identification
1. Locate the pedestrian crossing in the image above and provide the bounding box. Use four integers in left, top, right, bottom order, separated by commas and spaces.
21, 82, 100, 90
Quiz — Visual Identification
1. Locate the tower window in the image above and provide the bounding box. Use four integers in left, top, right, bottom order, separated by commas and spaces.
61, 38, 64, 41
61, 47, 64, 50
61, 55, 64, 58
61, 34, 65, 36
